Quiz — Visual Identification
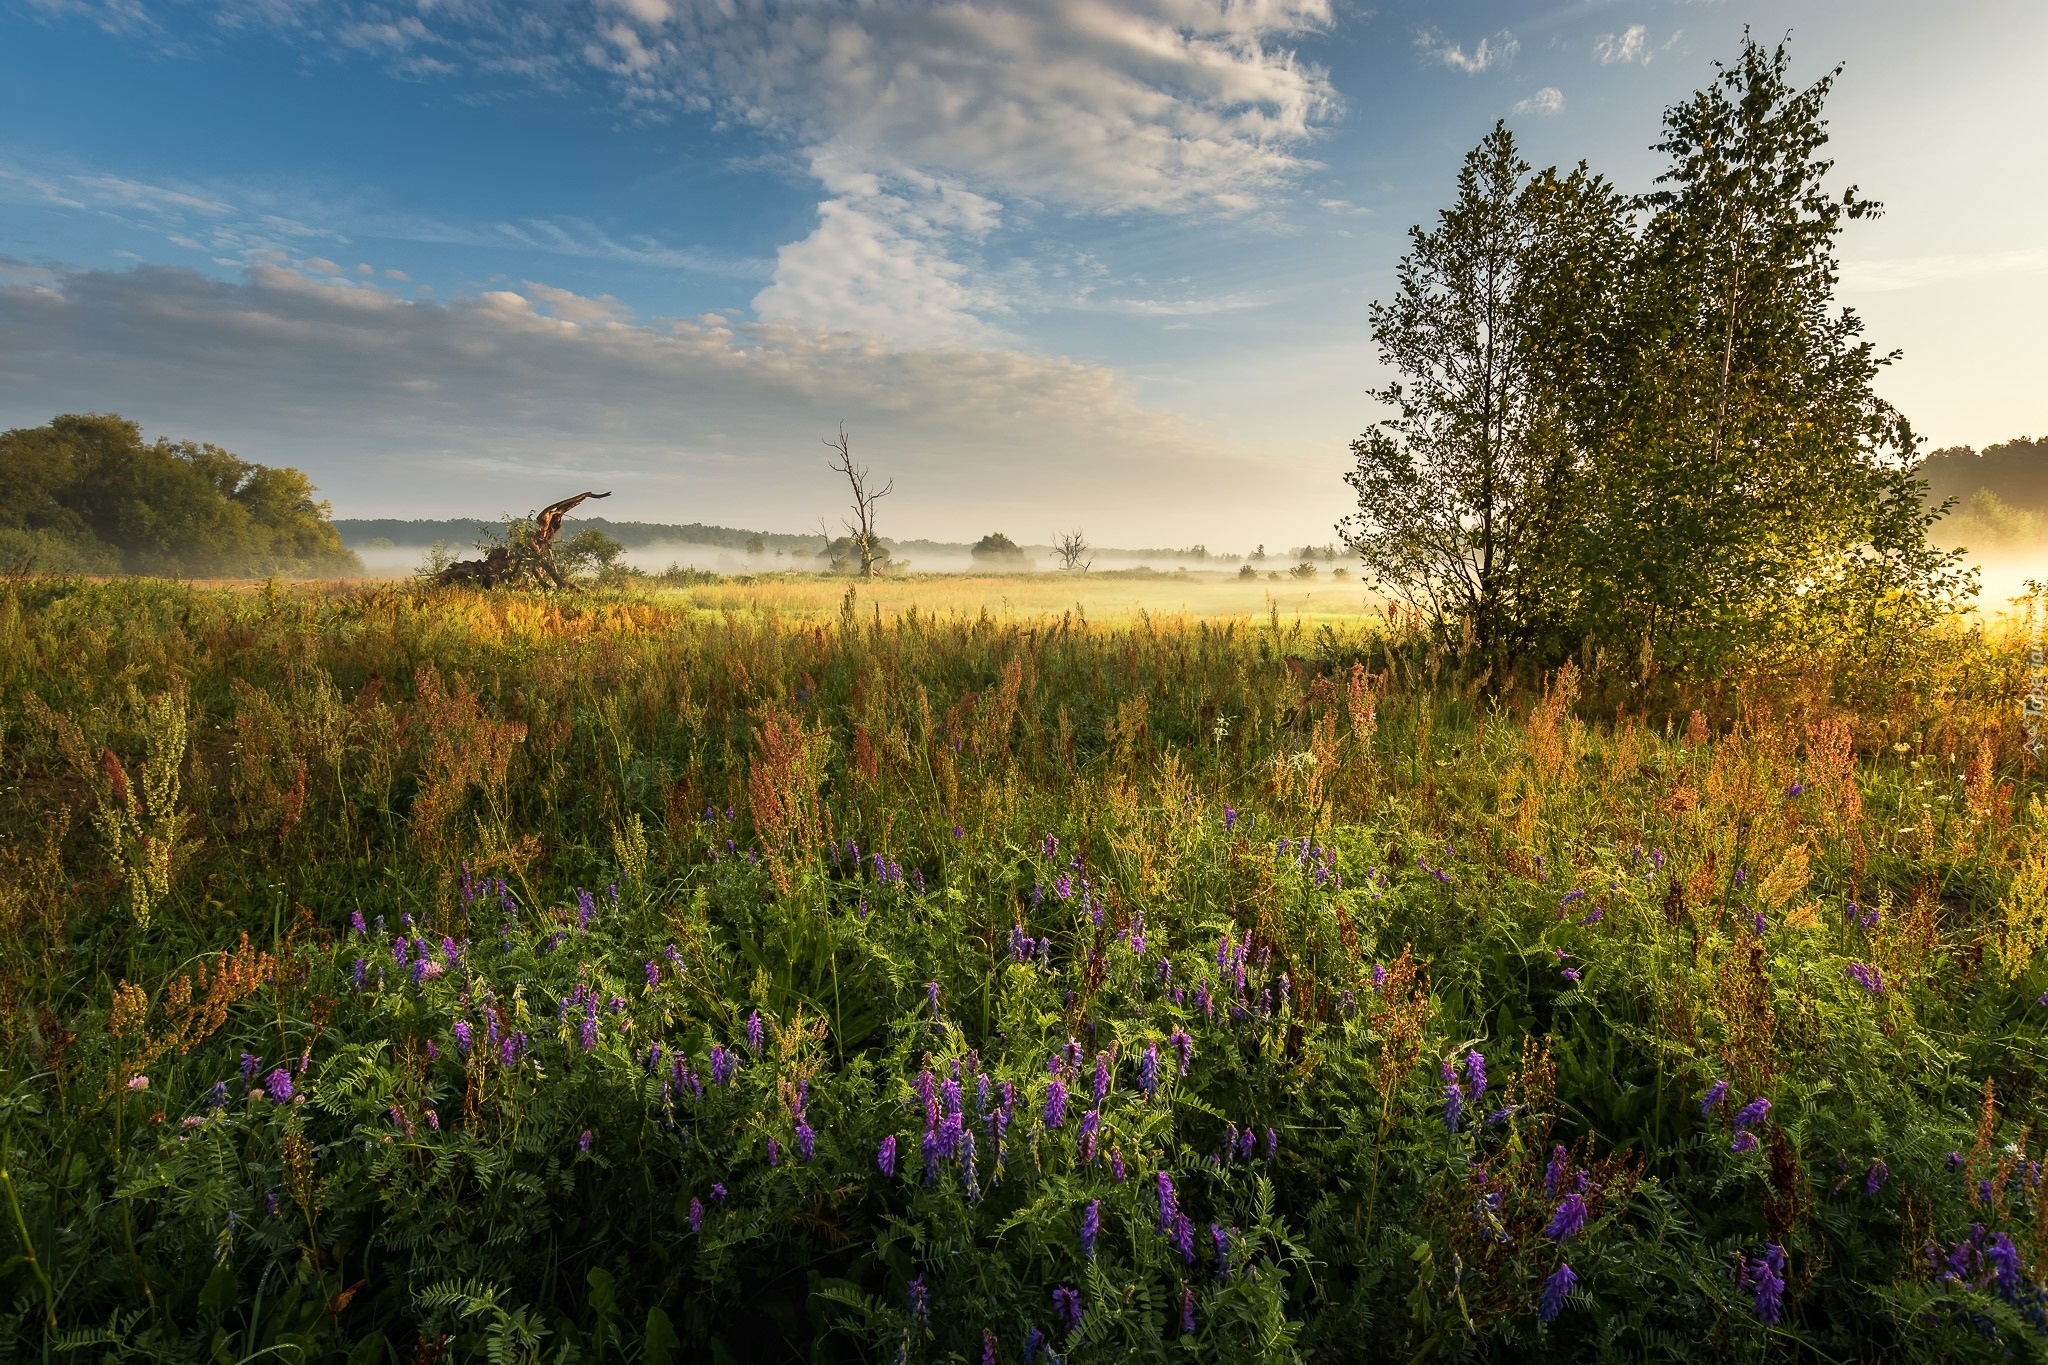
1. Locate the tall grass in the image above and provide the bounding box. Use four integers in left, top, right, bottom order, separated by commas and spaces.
0, 577, 2042, 1362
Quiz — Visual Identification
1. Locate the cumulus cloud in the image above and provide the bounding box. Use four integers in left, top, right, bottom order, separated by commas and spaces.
1415, 28, 1518, 75
1593, 26, 1648, 66
0, 261, 1297, 540
1510, 87, 1564, 117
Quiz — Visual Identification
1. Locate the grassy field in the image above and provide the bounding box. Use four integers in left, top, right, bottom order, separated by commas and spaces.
650, 573, 1383, 624
0, 576, 2044, 1363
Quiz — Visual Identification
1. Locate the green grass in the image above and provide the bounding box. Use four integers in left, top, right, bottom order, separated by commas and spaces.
0, 577, 2043, 1363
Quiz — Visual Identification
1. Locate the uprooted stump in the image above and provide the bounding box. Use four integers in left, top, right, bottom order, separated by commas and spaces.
434, 490, 611, 588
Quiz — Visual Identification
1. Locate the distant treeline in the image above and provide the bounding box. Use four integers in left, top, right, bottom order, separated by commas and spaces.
339, 518, 1246, 563
1, 413, 359, 577
1918, 438, 2047, 514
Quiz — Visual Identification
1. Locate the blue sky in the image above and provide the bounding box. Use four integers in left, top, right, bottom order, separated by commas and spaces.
2, 0, 2043, 548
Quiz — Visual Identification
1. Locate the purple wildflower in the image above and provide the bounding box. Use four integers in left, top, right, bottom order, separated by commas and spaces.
349, 910, 367, 935
877, 1134, 898, 1177
747, 1010, 764, 1052
1171, 1030, 1194, 1075
907, 1277, 929, 1325
1171, 1212, 1195, 1264
453, 1020, 472, 1055
1443, 1080, 1465, 1132
1052, 1286, 1082, 1334
1157, 1171, 1179, 1232
1466, 1050, 1487, 1104
1733, 1097, 1770, 1132
1700, 1080, 1729, 1116
1265, 1127, 1278, 1161
1544, 1144, 1570, 1195
1561, 968, 1582, 982
265, 1068, 294, 1103
1986, 1231, 2023, 1303
796, 1119, 816, 1162
579, 1129, 593, 1152
1845, 962, 1883, 994
1559, 889, 1586, 910
1045, 1079, 1067, 1129
1540, 1262, 1577, 1323
688, 1198, 703, 1233
1224, 806, 1238, 832
1180, 1287, 1196, 1334
1865, 1160, 1888, 1195
1545, 1194, 1587, 1242
1732, 1132, 1760, 1154
1212, 1223, 1231, 1280
1742, 1245, 1785, 1324
767, 1136, 781, 1167
1080, 1200, 1099, 1259
351, 958, 366, 990
927, 981, 941, 1016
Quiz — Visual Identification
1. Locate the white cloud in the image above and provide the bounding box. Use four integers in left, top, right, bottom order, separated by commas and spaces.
1511, 87, 1564, 117
1593, 26, 1648, 66
0, 261, 1299, 541
1416, 28, 1518, 75
1840, 246, 2048, 293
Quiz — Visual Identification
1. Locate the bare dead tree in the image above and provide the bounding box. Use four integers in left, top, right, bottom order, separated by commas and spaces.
1053, 528, 1091, 573
825, 424, 892, 579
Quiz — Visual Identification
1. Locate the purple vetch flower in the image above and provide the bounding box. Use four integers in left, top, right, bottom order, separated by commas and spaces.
1171, 1030, 1194, 1075
1545, 1194, 1587, 1242
1080, 1199, 1099, 1259
1986, 1231, 2023, 1303
927, 981, 942, 1016
982, 1330, 997, 1365
1741, 1245, 1785, 1325
1559, 889, 1586, 911
1045, 1079, 1068, 1130
1139, 1044, 1160, 1098
1171, 1211, 1196, 1263
1845, 962, 1884, 994
1544, 1144, 1570, 1196
1787, 782, 1806, 798
710, 1182, 727, 1204
796, 1119, 816, 1161
1539, 1262, 1577, 1324
1561, 967, 1582, 982
426, 1109, 440, 1130
1112, 1149, 1126, 1181
1224, 806, 1238, 832
1733, 1097, 1770, 1132
241, 1052, 261, 1083
1212, 1222, 1231, 1280
877, 1134, 899, 1177
1371, 962, 1387, 990
1733, 866, 1748, 889
265, 1068, 294, 1103
907, 1276, 929, 1324
1466, 1050, 1487, 1104
688, 1198, 703, 1233
578, 888, 595, 929
453, 1020, 473, 1055
766, 1136, 781, 1167
1055, 873, 1074, 900
1052, 1286, 1082, 1334
1180, 1286, 1196, 1334
646, 960, 660, 988
1732, 1131, 1760, 1154
351, 958, 366, 990
579, 1129, 593, 1153
349, 910, 367, 935
1700, 1080, 1729, 1116
1443, 1080, 1465, 1133
1865, 1160, 1889, 1194
1751, 909, 1767, 934
1077, 1108, 1100, 1163
1265, 1127, 1278, 1161
1157, 1171, 1179, 1232
747, 1010, 764, 1052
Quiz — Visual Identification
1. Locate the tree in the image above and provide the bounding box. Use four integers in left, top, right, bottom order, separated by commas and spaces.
1053, 529, 1091, 573
1339, 123, 1627, 655
1571, 32, 1967, 664
826, 424, 892, 579
970, 533, 1030, 569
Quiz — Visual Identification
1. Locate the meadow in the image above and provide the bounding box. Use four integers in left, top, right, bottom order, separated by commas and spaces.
1, 575, 2044, 1363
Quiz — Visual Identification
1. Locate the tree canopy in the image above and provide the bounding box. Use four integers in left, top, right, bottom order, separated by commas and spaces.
0, 413, 359, 577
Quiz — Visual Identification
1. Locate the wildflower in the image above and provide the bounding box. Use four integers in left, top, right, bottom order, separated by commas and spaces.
646, 960, 660, 988
927, 981, 942, 1017
1443, 1079, 1465, 1132
208, 1080, 227, 1109
1733, 1097, 1770, 1132
907, 1277, 929, 1325
266, 1068, 294, 1103
1171, 1212, 1196, 1263
426, 1109, 440, 1130
1539, 1262, 1577, 1323
126, 1074, 149, 1091
1751, 909, 1767, 934
1371, 962, 1387, 990
1045, 1079, 1068, 1130
747, 1010, 764, 1052
578, 888, 595, 929
982, 1331, 997, 1365
349, 910, 366, 935
1579, 905, 1604, 926
1700, 1080, 1729, 1116
1180, 1287, 1196, 1334
1266, 1127, 1278, 1161
1080, 1199, 1099, 1259
1093, 1052, 1111, 1103
767, 1136, 781, 1166
351, 958, 366, 990
1787, 782, 1806, 797
1741, 1245, 1785, 1325
1865, 1160, 1888, 1194
1224, 806, 1238, 832
689, 1198, 703, 1233
1845, 962, 1883, 994
1559, 889, 1585, 910
710, 1182, 727, 1204
1732, 1132, 1759, 1154
1055, 873, 1073, 900
267, 1193, 279, 1218
880, 1137, 901, 1180
1650, 848, 1665, 870
453, 1020, 472, 1055
1986, 1231, 2023, 1304
579, 1130, 593, 1153
1545, 1193, 1587, 1242
796, 1119, 816, 1162
1077, 1108, 1100, 1162
1024, 1328, 1045, 1360
1112, 1149, 1126, 1181
1560, 967, 1582, 982
241, 1052, 261, 1082
1466, 1050, 1488, 1104
1544, 1144, 1570, 1195
1042, 834, 1058, 858
1157, 1171, 1179, 1232
1734, 866, 1748, 889
1171, 1030, 1193, 1075
1212, 1222, 1231, 1280
952, 824, 964, 839
1052, 1286, 1082, 1334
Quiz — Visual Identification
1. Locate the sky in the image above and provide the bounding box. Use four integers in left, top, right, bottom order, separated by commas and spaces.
1, 0, 2044, 550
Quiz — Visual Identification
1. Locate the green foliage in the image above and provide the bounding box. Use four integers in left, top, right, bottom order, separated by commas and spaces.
1342, 36, 1972, 674
0, 579, 2043, 1363
0, 413, 361, 578
1920, 439, 2048, 517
